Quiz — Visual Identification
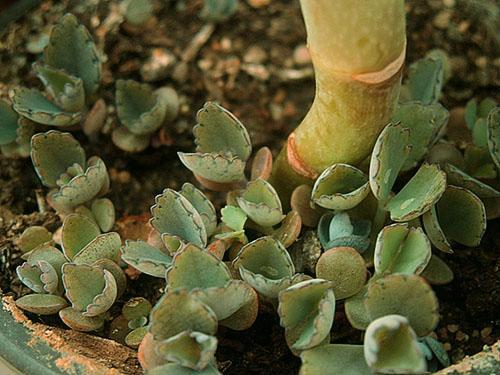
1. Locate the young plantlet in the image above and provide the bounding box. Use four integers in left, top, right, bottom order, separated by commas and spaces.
0, 100, 34, 157
271, 0, 406, 200
11, 14, 100, 128
113, 80, 179, 152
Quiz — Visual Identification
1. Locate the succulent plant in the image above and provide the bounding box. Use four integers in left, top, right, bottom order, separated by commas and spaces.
31, 131, 112, 214
15, 213, 124, 331
10, 14, 100, 128
8, 7, 499, 375
112, 80, 179, 152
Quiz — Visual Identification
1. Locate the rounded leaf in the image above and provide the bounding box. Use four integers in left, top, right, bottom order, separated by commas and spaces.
386, 163, 446, 222
422, 206, 453, 254
31, 131, 86, 188
374, 224, 431, 276
156, 331, 217, 371
115, 79, 167, 135
435, 186, 486, 247
421, 254, 454, 285
194, 102, 251, 161
444, 163, 500, 199
51, 156, 110, 211
91, 198, 116, 232
111, 126, 150, 152
15, 294, 68, 315
44, 13, 101, 96
315, 247, 367, 299
121, 240, 172, 278
62, 213, 101, 260
72, 232, 122, 265
233, 236, 295, 299
17, 226, 53, 254
166, 244, 231, 291
150, 188, 207, 249
237, 178, 284, 227
11, 87, 81, 126
369, 123, 410, 203
312, 164, 369, 210
178, 152, 246, 184
278, 279, 335, 351
300, 344, 370, 375
62, 263, 117, 316
365, 274, 439, 336
59, 307, 105, 332
291, 184, 321, 228
364, 315, 426, 374
149, 290, 218, 342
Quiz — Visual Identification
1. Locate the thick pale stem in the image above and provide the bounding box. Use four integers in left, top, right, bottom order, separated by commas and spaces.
271, 0, 406, 202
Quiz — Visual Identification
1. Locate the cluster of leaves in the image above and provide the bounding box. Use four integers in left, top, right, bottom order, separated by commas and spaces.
0, 13, 179, 156
7, 12, 500, 375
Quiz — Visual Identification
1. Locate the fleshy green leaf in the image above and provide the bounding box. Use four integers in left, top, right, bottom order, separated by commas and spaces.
115, 79, 168, 135
62, 263, 117, 316
72, 232, 122, 265
300, 344, 370, 375
374, 224, 431, 276
422, 205, 453, 254
111, 126, 151, 153
317, 213, 371, 253
344, 286, 370, 330
59, 307, 105, 332
123, 297, 152, 321
365, 274, 439, 336
31, 131, 86, 188
421, 254, 454, 285
315, 247, 366, 299
156, 331, 217, 371
233, 236, 295, 299
91, 198, 115, 232
33, 63, 85, 112
44, 13, 101, 96
62, 213, 101, 260
445, 164, 500, 199
364, 315, 426, 374
236, 178, 284, 227
369, 123, 410, 203
392, 102, 449, 170
11, 87, 81, 126
221, 205, 247, 231
386, 163, 446, 222
166, 244, 231, 291
178, 152, 246, 184
150, 189, 207, 250
435, 186, 486, 247
15, 294, 68, 315
121, 240, 172, 278
278, 279, 335, 351
17, 226, 53, 254
50, 156, 110, 212
147, 363, 221, 375
404, 57, 443, 105
311, 163, 369, 210
194, 102, 251, 161
149, 290, 218, 342
179, 183, 217, 237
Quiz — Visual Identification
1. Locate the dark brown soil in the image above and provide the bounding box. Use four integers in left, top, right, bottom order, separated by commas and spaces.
0, 0, 499, 374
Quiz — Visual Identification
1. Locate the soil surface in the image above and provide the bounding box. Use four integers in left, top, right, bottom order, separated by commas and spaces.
0, 0, 499, 374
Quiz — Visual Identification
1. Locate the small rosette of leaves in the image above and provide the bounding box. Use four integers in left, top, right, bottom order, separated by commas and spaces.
370, 123, 447, 221
31, 131, 111, 213
10, 13, 100, 127
113, 80, 178, 152
178, 102, 251, 190
233, 236, 297, 299
317, 212, 371, 253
